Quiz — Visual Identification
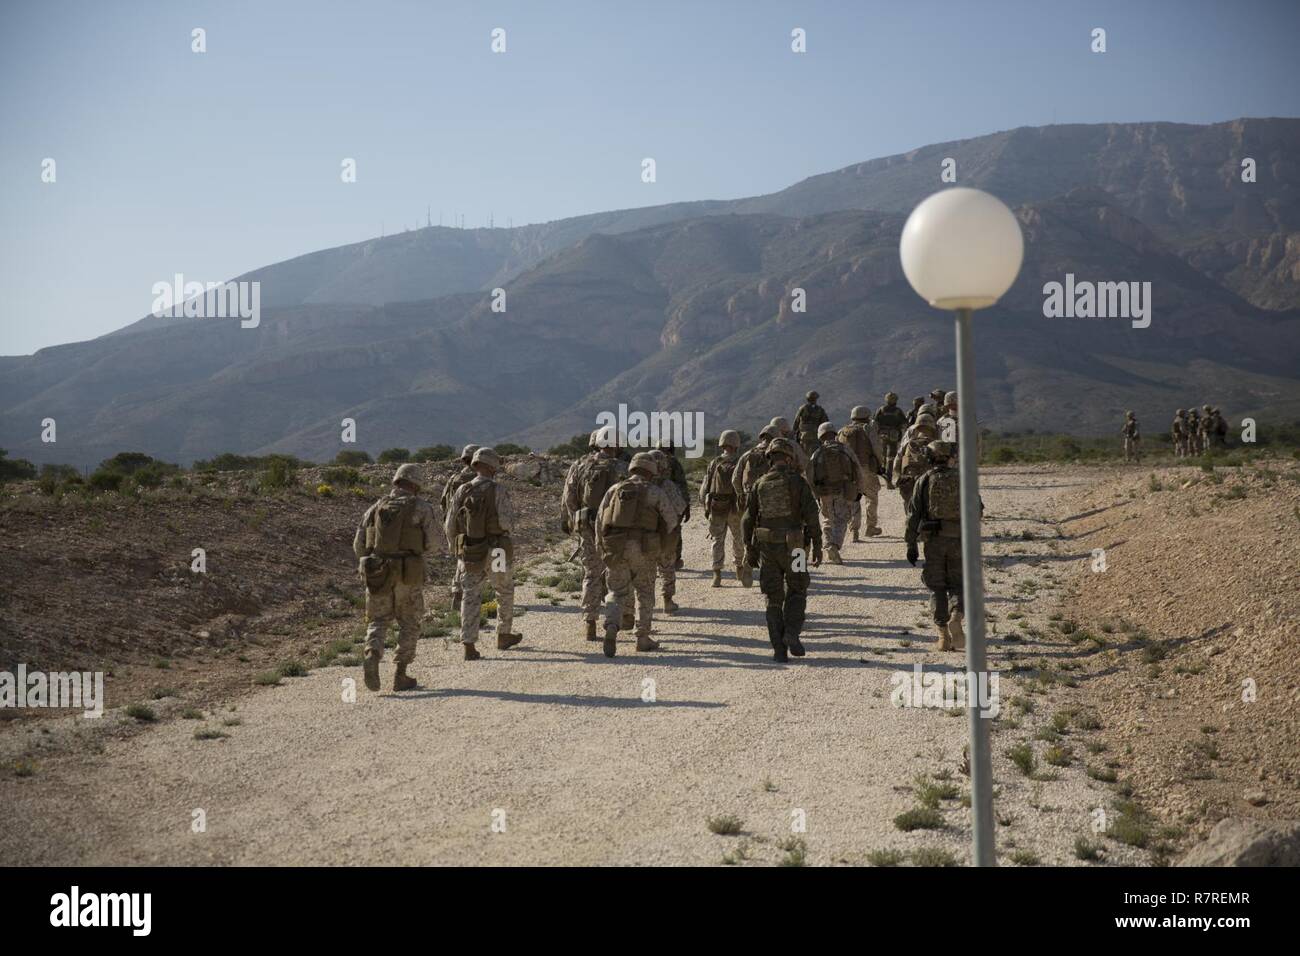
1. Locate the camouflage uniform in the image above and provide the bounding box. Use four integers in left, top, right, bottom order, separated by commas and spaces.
904, 443, 964, 651
1122, 412, 1140, 462
353, 469, 446, 686
562, 436, 626, 630
650, 450, 688, 612
810, 424, 863, 562
905, 397, 926, 427
445, 451, 519, 651
792, 392, 829, 458
1186, 409, 1201, 455
840, 407, 885, 539
1171, 410, 1188, 457
700, 434, 745, 583
743, 439, 822, 662
769, 417, 811, 475
732, 432, 773, 501
660, 444, 691, 570
596, 455, 679, 656
440, 445, 479, 607
1211, 407, 1227, 449
894, 417, 938, 515
874, 395, 909, 486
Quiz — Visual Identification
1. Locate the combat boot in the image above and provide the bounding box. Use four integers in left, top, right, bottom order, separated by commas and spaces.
603, 625, 618, 658
935, 622, 953, 652
868, 526, 883, 536
663, 597, 679, 615
392, 662, 417, 692
785, 633, 806, 657
496, 631, 523, 650
765, 608, 787, 661
739, 564, 753, 588
585, 619, 599, 641
827, 545, 843, 565
712, 570, 722, 588
948, 612, 966, 651
636, 634, 660, 652
851, 530, 861, 543
362, 654, 381, 692
463, 641, 481, 661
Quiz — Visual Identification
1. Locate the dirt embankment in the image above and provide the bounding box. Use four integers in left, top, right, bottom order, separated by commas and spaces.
1054, 460, 1300, 837
0, 457, 570, 719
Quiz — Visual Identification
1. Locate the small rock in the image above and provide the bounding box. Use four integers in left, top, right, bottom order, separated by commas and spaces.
1243, 790, 1268, 807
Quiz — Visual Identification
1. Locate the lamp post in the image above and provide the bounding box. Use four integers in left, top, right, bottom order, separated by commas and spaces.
899, 187, 1024, 867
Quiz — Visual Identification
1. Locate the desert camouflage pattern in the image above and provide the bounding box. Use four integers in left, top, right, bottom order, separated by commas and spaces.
445, 475, 517, 645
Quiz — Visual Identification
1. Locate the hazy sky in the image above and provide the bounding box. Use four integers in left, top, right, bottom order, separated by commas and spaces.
2, 0, 1298, 356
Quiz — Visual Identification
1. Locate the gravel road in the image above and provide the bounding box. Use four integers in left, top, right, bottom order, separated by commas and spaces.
2, 466, 1147, 866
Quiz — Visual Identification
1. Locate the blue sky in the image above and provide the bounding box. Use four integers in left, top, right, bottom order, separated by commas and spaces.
2, 0, 1298, 355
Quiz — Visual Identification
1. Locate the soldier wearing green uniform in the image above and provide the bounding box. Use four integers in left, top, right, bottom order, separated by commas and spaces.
743, 437, 823, 663
874, 392, 909, 488
792, 390, 829, 458
905, 441, 965, 653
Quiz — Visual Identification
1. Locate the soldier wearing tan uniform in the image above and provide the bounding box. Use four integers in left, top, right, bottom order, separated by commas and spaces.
596, 452, 679, 657
700, 429, 746, 587
905, 441, 965, 652
441, 444, 479, 609
810, 421, 862, 564
444, 448, 522, 659
839, 405, 886, 540
733, 425, 776, 502
894, 414, 939, 516
768, 416, 811, 475
650, 449, 688, 614
561, 427, 626, 640
354, 463, 446, 692
874, 393, 909, 488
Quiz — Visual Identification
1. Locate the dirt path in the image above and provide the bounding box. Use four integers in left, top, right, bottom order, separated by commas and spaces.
1, 466, 1150, 866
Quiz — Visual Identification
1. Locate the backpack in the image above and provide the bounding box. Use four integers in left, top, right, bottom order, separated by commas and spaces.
603, 480, 656, 532
900, 439, 932, 479
367, 495, 420, 555
707, 455, 739, 513
740, 448, 770, 492
457, 481, 499, 540
812, 444, 849, 489
838, 423, 877, 471
581, 456, 621, 512
927, 468, 961, 521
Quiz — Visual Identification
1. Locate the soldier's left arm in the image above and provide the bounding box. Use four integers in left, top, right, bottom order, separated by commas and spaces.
799, 480, 823, 550
495, 482, 516, 533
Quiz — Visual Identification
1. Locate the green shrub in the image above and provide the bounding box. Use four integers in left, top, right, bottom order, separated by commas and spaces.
322, 466, 362, 486
260, 455, 298, 491
493, 443, 530, 456
377, 448, 411, 463
334, 450, 373, 466
0, 450, 38, 483
412, 445, 455, 462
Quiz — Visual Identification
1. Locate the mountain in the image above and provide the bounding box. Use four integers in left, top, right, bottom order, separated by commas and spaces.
3, 118, 1299, 467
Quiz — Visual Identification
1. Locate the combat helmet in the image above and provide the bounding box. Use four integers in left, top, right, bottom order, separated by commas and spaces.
927, 440, 955, 462
817, 422, 836, 438
471, 447, 500, 471
758, 424, 777, 441
851, 405, 871, 421
629, 452, 658, 477
769, 416, 791, 433
765, 437, 798, 461
1176, 408, 1186, 416
392, 463, 423, 489
719, 429, 741, 449
460, 444, 480, 463
885, 391, 899, 404
1125, 410, 1135, 418
806, 391, 819, 402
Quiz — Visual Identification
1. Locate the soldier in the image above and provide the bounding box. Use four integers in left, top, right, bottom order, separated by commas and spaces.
1122, 411, 1140, 462
1171, 409, 1188, 458
936, 391, 981, 466
441, 444, 479, 608
768, 416, 811, 475
733, 424, 776, 502
906, 396, 926, 427
792, 390, 829, 458
562, 427, 626, 641
874, 392, 909, 488
444, 448, 522, 660
810, 422, 862, 564
1186, 408, 1201, 455
743, 437, 822, 662
354, 463, 446, 692
659, 440, 690, 571
595, 452, 679, 657
1199, 404, 1214, 452
839, 406, 886, 540
894, 414, 939, 515
649, 449, 688, 614
1212, 407, 1228, 449
905, 441, 965, 652
929, 388, 947, 413
700, 429, 746, 587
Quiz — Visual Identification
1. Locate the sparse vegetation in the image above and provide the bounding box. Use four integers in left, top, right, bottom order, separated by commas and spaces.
706, 814, 743, 836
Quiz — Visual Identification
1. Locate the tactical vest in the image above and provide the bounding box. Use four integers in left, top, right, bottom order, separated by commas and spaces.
755, 471, 802, 530
365, 494, 424, 557
458, 480, 503, 540
900, 438, 933, 479
707, 455, 738, 512
838, 423, 878, 472
876, 406, 907, 441
812, 443, 851, 494
602, 479, 660, 532
441, 466, 475, 512
739, 447, 770, 492
581, 456, 621, 512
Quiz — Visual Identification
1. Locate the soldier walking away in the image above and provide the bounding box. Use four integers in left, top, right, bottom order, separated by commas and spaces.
743, 437, 822, 662
354, 463, 446, 692
650, 449, 688, 614
874, 392, 908, 488
768, 416, 811, 475
562, 427, 625, 641
1122, 411, 1141, 462
701, 429, 746, 587
810, 422, 862, 564
904, 441, 965, 653
659, 440, 690, 571
840, 406, 886, 540
441, 444, 479, 609
596, 452, 680, 657
1186, 408, 1201, 455
1212, 407, 1228, 449
936, 391, 981, 466
894, 413, 939, 515
733, 424, 776, 502
1171, 409, 1188, 458
445, 448, 522, 660
793, 390, 829, 458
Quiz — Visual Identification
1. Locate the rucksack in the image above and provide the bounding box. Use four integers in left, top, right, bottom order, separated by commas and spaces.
457, 480, 497, 540
900, 438, 932, 479
603, 480, 655, 532
368, 495, 419, 555
813, 444, 849, 488
927, 468, 961, 521
582, 456, 621, 511
837, 423, 877, 471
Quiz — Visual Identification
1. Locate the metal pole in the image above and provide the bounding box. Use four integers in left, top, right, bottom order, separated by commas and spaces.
954, 306, 996, 866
